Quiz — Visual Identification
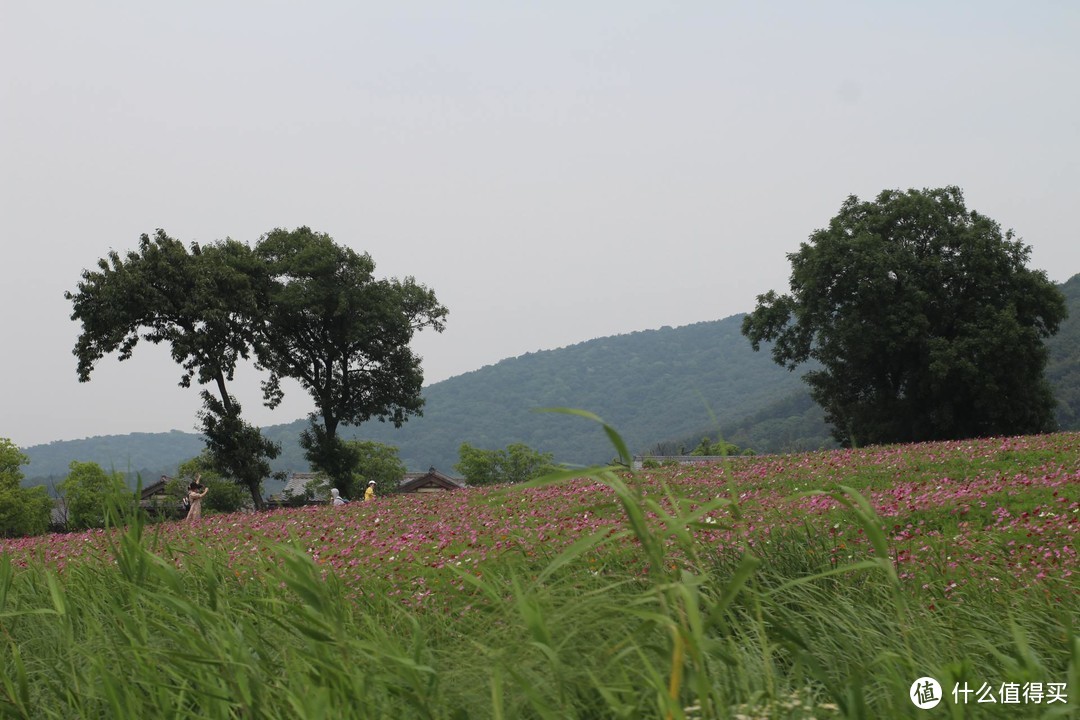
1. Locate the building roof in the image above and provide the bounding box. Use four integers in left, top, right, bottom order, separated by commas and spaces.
281, 472, 328, 499
140, 475, 173, 501
398, 467, 465, 493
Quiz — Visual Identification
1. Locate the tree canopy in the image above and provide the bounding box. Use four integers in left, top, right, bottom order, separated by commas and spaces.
59, 461, 129, 530
66, 231, 280, 508
742, 186, 1067, 447
0, 439, 51, 537
454, 442, 558, 486
66, 227, 445, 502
173, 454, 250, 515
348, 440, 407, 499
253, 227, 447, 490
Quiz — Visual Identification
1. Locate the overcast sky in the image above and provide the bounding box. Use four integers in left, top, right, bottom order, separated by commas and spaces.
2, 2, 1078, 449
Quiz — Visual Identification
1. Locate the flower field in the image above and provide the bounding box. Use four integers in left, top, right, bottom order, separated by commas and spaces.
1, 431, 1077, 718
4, 432, 1076, 602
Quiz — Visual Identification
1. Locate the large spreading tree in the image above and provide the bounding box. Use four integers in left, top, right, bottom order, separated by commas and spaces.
66, 231, 280, 508
742, 186, 1067, 447
69, 227, 446, 502
253, 227, 448, 494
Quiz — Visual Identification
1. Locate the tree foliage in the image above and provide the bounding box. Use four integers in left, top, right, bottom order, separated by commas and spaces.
348, 440, 407, 499
689, 436, 741, 457
59, 461, 130, 530
254, 227, 447, 490
174, 454, 250, 515
298, 440, 406, 501
454, 442, 558, 486
742, 186, 1068, 447
0, 439, 51, 537
66, 227, 446, 499
66, 231, 279, 508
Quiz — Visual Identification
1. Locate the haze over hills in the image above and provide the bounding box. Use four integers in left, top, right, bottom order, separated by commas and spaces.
21, 273, 1080, 488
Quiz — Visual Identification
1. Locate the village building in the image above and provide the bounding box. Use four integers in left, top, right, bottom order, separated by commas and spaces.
139, 474, 184, 517
398, 467, 465, 493
265, 471, 328, 506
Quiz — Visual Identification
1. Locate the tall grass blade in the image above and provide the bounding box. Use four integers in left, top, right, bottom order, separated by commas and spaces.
538, 408, 633, 466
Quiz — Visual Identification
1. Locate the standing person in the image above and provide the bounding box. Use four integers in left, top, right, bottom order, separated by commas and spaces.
364, 480, 376, 502
186, 475, 209, 521
330, 488, 347, 506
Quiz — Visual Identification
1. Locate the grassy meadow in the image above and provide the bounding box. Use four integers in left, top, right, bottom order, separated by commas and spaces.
1, 423, 1077, 718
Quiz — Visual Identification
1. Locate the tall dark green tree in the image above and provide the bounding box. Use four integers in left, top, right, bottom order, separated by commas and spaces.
66, 231, 279, 508
254, 227, 448, 490
742, 186, 1067, 447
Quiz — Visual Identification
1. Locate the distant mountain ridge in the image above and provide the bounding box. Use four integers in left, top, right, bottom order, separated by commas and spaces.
22, 314, 809, 482
337, 315, 814, 471
21, 273, 1080, 485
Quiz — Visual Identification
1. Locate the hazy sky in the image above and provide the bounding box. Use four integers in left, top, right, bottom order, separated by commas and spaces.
2, 2, 1078, 449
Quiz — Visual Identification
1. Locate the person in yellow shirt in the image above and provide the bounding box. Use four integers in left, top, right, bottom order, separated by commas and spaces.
364, 480, 376, 502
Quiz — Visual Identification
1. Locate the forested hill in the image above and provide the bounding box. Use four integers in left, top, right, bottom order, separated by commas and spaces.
21, 272, 1080, 483
22, 314, 810, 482
337, 316, 812, 471
1046, 272, 1080, 429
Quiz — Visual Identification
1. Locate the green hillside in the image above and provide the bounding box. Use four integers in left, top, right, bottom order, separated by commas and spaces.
22, 315, 809, 481
339, 316, 811, 470
21, 431, 206, 490
1046, 273, 1080, 429
21, 273, 1080, 482
235, 315, 816, 473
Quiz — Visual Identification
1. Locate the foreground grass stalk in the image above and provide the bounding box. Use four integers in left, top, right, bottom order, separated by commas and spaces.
665, 627, 685, 720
